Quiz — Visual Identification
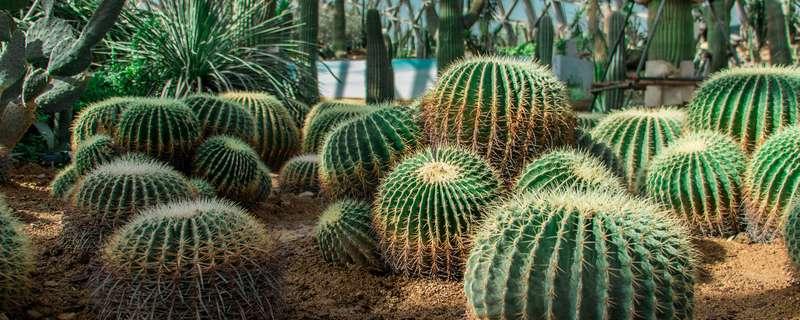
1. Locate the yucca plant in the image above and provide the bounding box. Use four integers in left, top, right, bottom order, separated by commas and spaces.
192, 135, 272, 205
0, 196, 34, 310
73, 134, 118, 175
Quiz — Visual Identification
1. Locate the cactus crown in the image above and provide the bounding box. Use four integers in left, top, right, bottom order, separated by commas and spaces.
514, 148, 624, 194
0, 196, 34, 309
182, 93, 256, 143
315, 199, 381, 268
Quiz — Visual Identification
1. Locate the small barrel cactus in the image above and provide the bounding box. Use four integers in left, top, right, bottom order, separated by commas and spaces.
315, 199, 381, 269
421, 56, 576, 180
285, 98, 311, 129
646, 131, 746, 236
320, 106, 422, 199
513, 148, 624, 195
73, 134, 118, 175
744, 126, 800, 242
646, 0, 695, 65
279, 154, 320, 193
91, 199, 278, 319
50, 164, 79, 200
374, 146, 503, 279
115, 98, 200, 169
591, 107, 686, 194
688, 66, 800, 153
0, 196, 34, 310
70, 96, 135, 149
465, 190, 696, 320
182, 93, 257, 143
189, 178, 216, 198
192, 135, 271, 205
74, 156, 195, 227
302, 101, 372, 153
785, 203, 800, 268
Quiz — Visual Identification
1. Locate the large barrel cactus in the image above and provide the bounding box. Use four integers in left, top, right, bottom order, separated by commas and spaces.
73, 134, 118, 175
513, 148, 624, 195
50, 164, 79, 200
687, 66, 800, 153
0, 196, 34, 310
744, 126, 800, 242
421, 56, 576, 180
646, 0, 695, 65
188, 178, 216, 199
302, 101, 372, 153
575, 128, 625, 178
315, 199, 381, 269
182, 93, 256, 143
320, 106, 423, 199
192, 135, 271, 205
646, 131, 746, 236
591, 107, 686, 194
0, 146, 10, 185
91, 199, 278, 319
220, 91, 300, 169
785, 203, 800, 268
115, 98, 200, 169
374, 146, 503, 279
465, 190, 696, 320
70, 96, 135, 149
279, 154, 320, 193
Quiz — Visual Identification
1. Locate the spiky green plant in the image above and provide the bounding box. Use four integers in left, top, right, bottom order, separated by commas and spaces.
189, 178, 216, 198
577, 112, 607, 130
74, 134, 118, 176
115, 98, 200, 169
50, 165, 79, 200
591, 107, 686, 194
687, 66, 800, 153
785, 202, 800, 268
302, 101, 371, 153
514, 148, 624, 195
320, 106, 423, 199
74, 157, 195, 227
192, 135, 271, 205
599, 10, 626, 111
285, 98, 310, 129
182, 93, 256, 143
744, 126, 800, 242
0, 196, 34, 310
374, 146, 503, 279
315, 199, 381, 269
220, 91, 300, 169
70, 96, 135, 149
535, 14, 554, 66
365, 9, 394, 104
464, 190, 696, 320
279, 154, 320, 193
436, 0, 486, 72
575, 128, 625, 178
647, 131, 746, 236
421, 56, 576, 180
647, 0, 695, 65
91, 199, 278, 319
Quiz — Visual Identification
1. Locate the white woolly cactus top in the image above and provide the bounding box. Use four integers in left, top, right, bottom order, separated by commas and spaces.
91, 156, 178, 177
608, 107, 687, 121
219, 90, 278, 101
707, 65, 800, 81
659, 131, 741, 158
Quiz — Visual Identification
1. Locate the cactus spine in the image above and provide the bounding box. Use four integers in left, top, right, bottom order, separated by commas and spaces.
0, 196, 34, 310
374, 147, 503, 279
646, 131, 746, 236
598, 11, 626, 112
315, 199, 381, 269
421, 56, 577, 180
192, 135, 272, 205
465, 190, 696, 320
646, 0, 695, 65
279, 154, 320, 193
591, 107, 686, 194
687, 66, 800, 153
73, 134, 118, 175
365, 9, 394, 104
514, 148, 624, 195
535, 14, 555, 67
182, 94, 256, 143
298, 0, 320, 103
765, 0, 794, 65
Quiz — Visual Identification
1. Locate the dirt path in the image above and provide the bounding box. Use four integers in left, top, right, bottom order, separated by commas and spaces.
1, 166, 799, 320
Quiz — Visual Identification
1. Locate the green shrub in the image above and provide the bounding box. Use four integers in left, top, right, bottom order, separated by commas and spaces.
279, 154, 320, 193
182, 93, 256, 143
74, 134, 118, 175
50, 164, 79, 200
315, 199, 381, 269
0, 196, 34, 310
302, 101, 370, 153
513, 148, 624, 195
192, 135, 271, 205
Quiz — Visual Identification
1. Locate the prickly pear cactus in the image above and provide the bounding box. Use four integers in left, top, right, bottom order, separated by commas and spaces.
73, 134, 118, 175
465, 190, 696, 320
279, 154, 320, 194
50, 165, 79, 200
91, 199, 278, 319
374, 146, 503, 279
513, 148, 624, 195
591, 107, 686, 194
192, 135, 271, 205
320, 105, 423, 199
71, 97, 135, 150
302, 101, 372, 153
646, 131, 746, 236
182, 93, 256, 143
315, 199, 381, 269
744, 126, 800, 242
0, 196, 34, 310
688, 66, 800, 153
421, 56, 576, 180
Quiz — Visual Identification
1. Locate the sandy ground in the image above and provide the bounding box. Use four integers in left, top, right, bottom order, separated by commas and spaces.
1, 165, 799, 320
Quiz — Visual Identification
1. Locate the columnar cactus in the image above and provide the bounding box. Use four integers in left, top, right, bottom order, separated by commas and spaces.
332, 0, 347, 58
421, 56, 576, 180
744, 126, 800, 242
189, 178, 216, 198
298, 0, 320, 103
465, 190, 696, 320
436, 0, 486, 71
50, 165, 79, 200
591, 107, 686, 194
705, 0, 734, 73
192, 135, 271, 205
374, 146, 503, 279
115, 98, 200, 169
785, 203, 800, 268
70, 97, 135, 149
74, 157, 195, 227
320, 106, 423, 199
765, 0, 794, 65
599, 11, 626, 111
646, 0, 695, 65
220, 91, 301, 169
302, 102, 371, 153
73, 134, 118, 175
279, 154, 320, 193
535, 14, 555, 66
182, 93, 256, 143
0, 196, 34, 310
365, 9, 394, 104
514, 148, 624, 195
315, 199, 381, 269
687, 66, 800, 153
91, 199, 278, 319
646, 131, 746, 236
